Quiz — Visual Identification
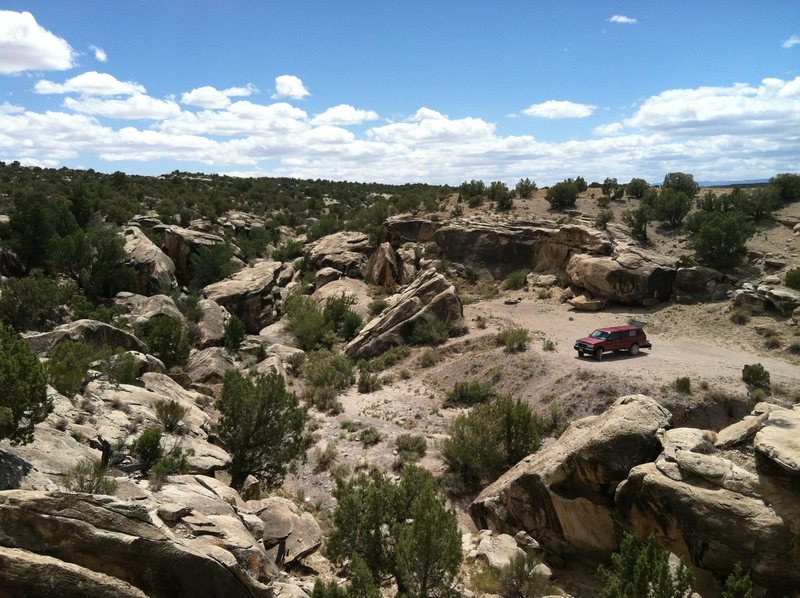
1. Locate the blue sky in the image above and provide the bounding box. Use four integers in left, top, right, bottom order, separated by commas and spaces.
1, 1, 799, 184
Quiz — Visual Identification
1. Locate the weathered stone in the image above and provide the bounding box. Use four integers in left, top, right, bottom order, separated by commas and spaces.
715, 413, 769, 449
312, 277, 372, 320
365, 242, 401, 286
116, 293, 183, 327
0, 490, 271, 597
258, 320, 295, 347
673, 267, 725, 304
765, 286, 800, 316
754, 408, 800, 475
527, 273, 558, 288
314, 267, 341, 289
470, 395, 671, 560
196, 298, 231, 348
186, 347, 235, 385
307, 232, 374, 276
344, 268, 466, 359
247, 496, 323, 566
122, 226, 177, 295
731, 289, 766, 314
567, 294, 605, 311
476, 533, 525, 570
160, 226, 228, 285
203, 260, 283, 333
24, 320, 147, 357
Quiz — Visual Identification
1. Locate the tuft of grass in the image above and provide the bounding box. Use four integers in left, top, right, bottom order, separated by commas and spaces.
313, 443, 338, 472
418, 349, 443, 368
674, 376, 691, 394
395, 434, 427, 467
502, 270, 528, 290
359, 426, 382, 447
542, 338, 557, 352
497, 327, 531, 353
154, 399, 189, 433
357, 368, 383, 393
729, 308, 750, 325
444, 380, 495, 407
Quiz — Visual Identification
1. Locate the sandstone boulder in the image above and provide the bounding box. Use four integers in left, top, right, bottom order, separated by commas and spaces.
344, 268, 466, 360
311, 277, 372, 320
731, 288, 766, 313
160, 226, 228, 285
470, 395, 671, 559
203, 260, 284, 333
196, 298, 231, 348
567, 294, 605, 311
116, 293, 183, 327
314, 267, 341, 289
307, 231, 374, 276
754, 408, 800, 475
186, 347, 235, 385
566, 247, 676, 306
365, 242, 401, 287
765, 285, 800, 316
247, 496, 323, 566
24, 319, 147, 356
122, 226, 177, 295
0, 490, 270, 597
672, 266, 726, 304
475, 532, 525, 570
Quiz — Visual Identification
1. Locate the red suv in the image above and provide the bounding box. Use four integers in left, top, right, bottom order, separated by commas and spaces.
574, 325, 651, 360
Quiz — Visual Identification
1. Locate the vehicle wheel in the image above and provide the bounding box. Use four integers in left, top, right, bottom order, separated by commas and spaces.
595, 348, 603, 361
630, 343, 640, 356
578, 351, 584, 358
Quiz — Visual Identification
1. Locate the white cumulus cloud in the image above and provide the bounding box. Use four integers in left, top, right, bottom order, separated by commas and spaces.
594, 122, 624, 136
90, 45, 108, 62
783, 35, 800, 49
0, 10, 75, 74
64, 93, 181, 120
609, 15, 637, 24
272, 75, 309, 99
180, 84, 258, 109
35, 71, 146, 96
311, 104, 379, 126
522, 100, 597, 119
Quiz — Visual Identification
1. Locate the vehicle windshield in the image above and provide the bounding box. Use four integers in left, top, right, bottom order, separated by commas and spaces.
589, 330, 609, 339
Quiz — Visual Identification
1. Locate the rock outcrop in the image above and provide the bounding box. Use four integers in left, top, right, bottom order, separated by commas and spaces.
24, 319, 147, 356
186, 347, 236, 386
122, 226, 177, 295
566, 246, 677, 306
0, 490, 270, 597
116, 293, 183, 327
160, 226, 228, 285
247, 497, 323, 566
672, 266, 730, 304
344, 268, 466, 359
203, 260, 285, 333
307, 232, 375, 276
470, 395, 672, 559
311, 277, 372, 320
365, 242, 401, 287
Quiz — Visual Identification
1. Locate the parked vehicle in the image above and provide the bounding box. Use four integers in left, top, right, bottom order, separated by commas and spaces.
574, 325, 651, 360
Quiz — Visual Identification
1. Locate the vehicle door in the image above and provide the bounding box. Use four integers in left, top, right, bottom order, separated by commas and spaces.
607, 331, 625, 351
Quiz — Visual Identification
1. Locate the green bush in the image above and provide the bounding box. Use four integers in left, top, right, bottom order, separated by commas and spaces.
357, 368, 382, 394
0, 322, 52, 445
150, 443, 192, 487
497, 327, 531, 353
691, 211, 756, 269
215, 370, 307, 489
189, 242, 236, 288
395, 434, 427, 466
131, 427, 164, 471
313, 442, 338, 472
500, 550, 555, 597
341, 310, 363, 341
742, 363, 770, 390
622, 205, 652, 242
223, 314, 246, 352
418, 349, 443, 368
769, 173, 800, 204
545, 180, 579, 210
284, 294, 332, 351
595, 209, 614, 229
0, 275, 74, 331
302, 350, 354, 413
652, 188, 693, 226
674, 376, 691, 394
542, 338, 557, 352
368, 299, 389, 316
721, 563, 753, 598
272, 240, 304, 262
445, 380, 495, 407
46, 340, 92, 397
145, 316, 190, 367
626, 178, 649, 199
459, 179, 486, 207
443, 395, 542, 487
785, 267, 800, 290
729, 308, 750, 325
155, 399, 189, 432
663, 171, 699, 198
359, 426, 382, 447
99, 350, 138, 386
368, 345, 410, 371
502, 270, 527, 290
64, 458, 118, 495
515, 178, 536, 199
409, 319, 449, 346
600, 533, 693, 598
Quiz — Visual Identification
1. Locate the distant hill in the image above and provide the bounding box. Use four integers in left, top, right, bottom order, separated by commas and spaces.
698, 178, 770, 188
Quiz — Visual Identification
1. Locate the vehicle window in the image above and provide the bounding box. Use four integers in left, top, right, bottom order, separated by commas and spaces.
629, 330, 636, 337
590, 330, 608, 339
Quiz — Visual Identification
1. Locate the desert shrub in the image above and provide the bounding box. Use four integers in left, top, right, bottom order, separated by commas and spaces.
542, 338, 557, 352
595, 209, 614, 229
500, 550, 555, 597
357, 426, 382, 447
443, 395, 542, 487
368, 345, 410, 371
515, 178, 536, 199
284, 294, 332, 350
622, 204, 652, 242
652, 188, 693, 226
418, 349, 443, 368
721, 563, 753, 598
341, 310, 363, 341
328, 467, 461, 596
99, 350, 137, 386
302, 350, 354, 412
189, 242, 236, 288
764, 335, 781, 349
459, 179, 486, 207
497, 327, 531, 353
313, 442, 339, 472
691, 211, 756, 269
409, 319, 449, 346
663, 172, 700, 198
729, 308, 750, 325
131, 427, 164, 471
785, 267, 800, 290
545, 180, 579, 210
674, 376, 692, 394
788, 342, 800, 355
445, 380, 495, 407
475, 314, 487, 329
64, 458, 118, 495
149, 443, 192, 487
285, 351, 306, 376
46, 340, 92, 397
272, 240, 304, 262
626, 178, 649, 198
357, 368, 382, 394
323, 292, 356, 327
395, 434, 427, 466
368, 299, 389, 316
154, 399, 189, 432
0, 275, 74, 331
600, 533, 693, 598
215, 369, 307, 489
223, 314, 246, 352
742, 363, 770, 390
502, 270, 528, 290
145, 316, 190, 367
769, 172, 800, 204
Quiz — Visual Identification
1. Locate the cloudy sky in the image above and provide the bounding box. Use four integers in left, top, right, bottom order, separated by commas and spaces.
1, 1, 799, 185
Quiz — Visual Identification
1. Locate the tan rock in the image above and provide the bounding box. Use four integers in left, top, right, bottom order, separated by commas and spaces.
754, 408, 800, 475
365, 242, 401, 287
307, 231, 374, 275
24, 319, 147, 356
312, 277, 372, 320
160, 225, 228, 285
203, 260, 283, 333
122, 226, 177, 295
186, 347, 235, 385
